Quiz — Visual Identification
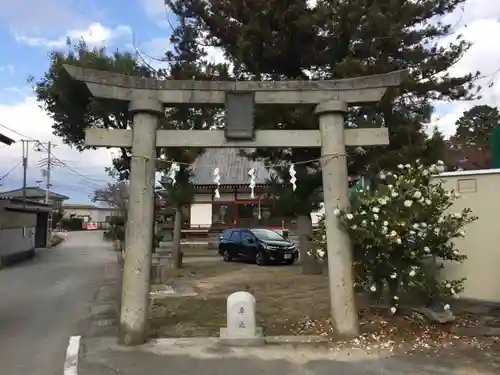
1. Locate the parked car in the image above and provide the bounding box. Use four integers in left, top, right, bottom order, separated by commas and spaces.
218, 228, 299, 266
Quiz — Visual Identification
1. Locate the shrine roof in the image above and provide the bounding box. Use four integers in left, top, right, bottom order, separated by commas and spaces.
191, 149, 271, 186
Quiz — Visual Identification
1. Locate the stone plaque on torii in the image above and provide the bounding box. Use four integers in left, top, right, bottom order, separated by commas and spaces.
63, 65, 408, 345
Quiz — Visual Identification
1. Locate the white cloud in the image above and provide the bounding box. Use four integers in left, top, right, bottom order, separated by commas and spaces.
0, 97, 116, 201
0, 65, 15, 74
15, 23, 132, 49
0, 0, 96, 37
141, 0, 169, 27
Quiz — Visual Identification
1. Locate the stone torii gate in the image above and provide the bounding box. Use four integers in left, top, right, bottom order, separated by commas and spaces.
63, 65, 407, 345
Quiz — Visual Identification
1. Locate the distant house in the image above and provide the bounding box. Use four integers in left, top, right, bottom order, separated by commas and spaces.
62, 204, 120, 224
0, 187, 69, 209
0, 133, 15, 145
0, 197, 52, 265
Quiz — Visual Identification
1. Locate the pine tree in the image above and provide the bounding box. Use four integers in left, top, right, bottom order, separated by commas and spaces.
188, 0, 474, 274
160, 0, 230, 267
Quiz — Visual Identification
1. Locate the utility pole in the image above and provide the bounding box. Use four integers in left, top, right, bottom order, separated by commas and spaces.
45, 141, 52, 204
22, 140, 28, 207
45, 142, 53, 238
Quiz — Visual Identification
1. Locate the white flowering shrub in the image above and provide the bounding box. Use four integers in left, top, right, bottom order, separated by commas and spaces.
312, 161, 478, 311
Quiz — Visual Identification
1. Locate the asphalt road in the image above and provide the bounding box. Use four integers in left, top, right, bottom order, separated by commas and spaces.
0, 231, 116, 375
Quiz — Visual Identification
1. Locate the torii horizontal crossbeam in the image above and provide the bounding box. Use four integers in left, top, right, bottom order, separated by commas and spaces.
63, 65, 408, 105
85, 128, 389, 148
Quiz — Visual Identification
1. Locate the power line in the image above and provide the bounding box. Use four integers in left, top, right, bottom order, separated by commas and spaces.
36, 142, 103, 186
0, 123, 36, 141
0, 162, 20, 181
0, 123, 106, 187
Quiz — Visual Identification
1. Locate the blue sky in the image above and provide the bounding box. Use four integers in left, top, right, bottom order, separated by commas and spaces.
0, 0, 499, 204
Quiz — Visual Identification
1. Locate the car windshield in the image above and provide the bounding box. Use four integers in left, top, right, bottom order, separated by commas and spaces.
250, 229, 286, 241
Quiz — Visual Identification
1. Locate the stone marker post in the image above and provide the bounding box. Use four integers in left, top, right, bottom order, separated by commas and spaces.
220, 291, 264, 346
120, 97, 162, 345
315, 100, 358, 337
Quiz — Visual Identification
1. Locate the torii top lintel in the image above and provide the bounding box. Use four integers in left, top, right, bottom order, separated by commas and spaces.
62, 65, 409, 106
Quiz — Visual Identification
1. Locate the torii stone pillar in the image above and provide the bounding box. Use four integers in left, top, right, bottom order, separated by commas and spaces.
121, 97, 162, 345
315, 100, 357, 337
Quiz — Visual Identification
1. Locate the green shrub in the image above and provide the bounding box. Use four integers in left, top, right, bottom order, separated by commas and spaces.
311, 161, 477, 312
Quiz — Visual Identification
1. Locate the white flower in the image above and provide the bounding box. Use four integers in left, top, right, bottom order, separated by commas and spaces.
378, 198, 387, 205
333, 209, 340, 216
381, 226, 388, 234
373, 214, 379, 220
437, 160, 444, 166
361, 220, 367, 226
360, 211, 367, 215
317, 249, 325, 258
321, 234, 326, 241
390, 230, 397, 237
397, 164, 404, 169
390, 272, 397, 279
393, 295, 399, 300
409, 230, 416, 235
421, 223, 427, 228
446, 283, 451, 289
412, 191, 422, 199
370, 285, 377, 292
388, 184, 393, 189
383, 221, 389, 226
372, 207, 380, 213
453, 250, 459, 255
437, 216, 444, 224
424, 246, 430, 253
346, 213, 354, 220
404, 200, 413, 207
351, 225, 357, 230
422, 169, 429, 176
379, 172, 386, 179
409, 269, 416, 277
458, 230, 465, 237
425, 199, 432, 206
412, 223, 419, 229
393, 174, 398, 179
405, 164, 411, 169
391, 191, 398, 198
396, 238, 402, 244
390, 306, 397, 314
453, 213, 462, 219
443, 304, 450, 311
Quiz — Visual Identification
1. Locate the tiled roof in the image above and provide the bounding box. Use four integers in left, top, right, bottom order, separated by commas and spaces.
0, 187, 69, 200
191, 149, 271, 186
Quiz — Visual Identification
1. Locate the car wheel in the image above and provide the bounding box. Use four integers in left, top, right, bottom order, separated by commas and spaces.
255, 251, 266, 266
222, 250, 232, 262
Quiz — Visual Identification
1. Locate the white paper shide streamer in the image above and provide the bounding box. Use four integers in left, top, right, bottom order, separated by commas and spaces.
289, 164, 297, 191
248, 168, 256, 198
168, 162, 180, 185
213, 168, 221, 199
